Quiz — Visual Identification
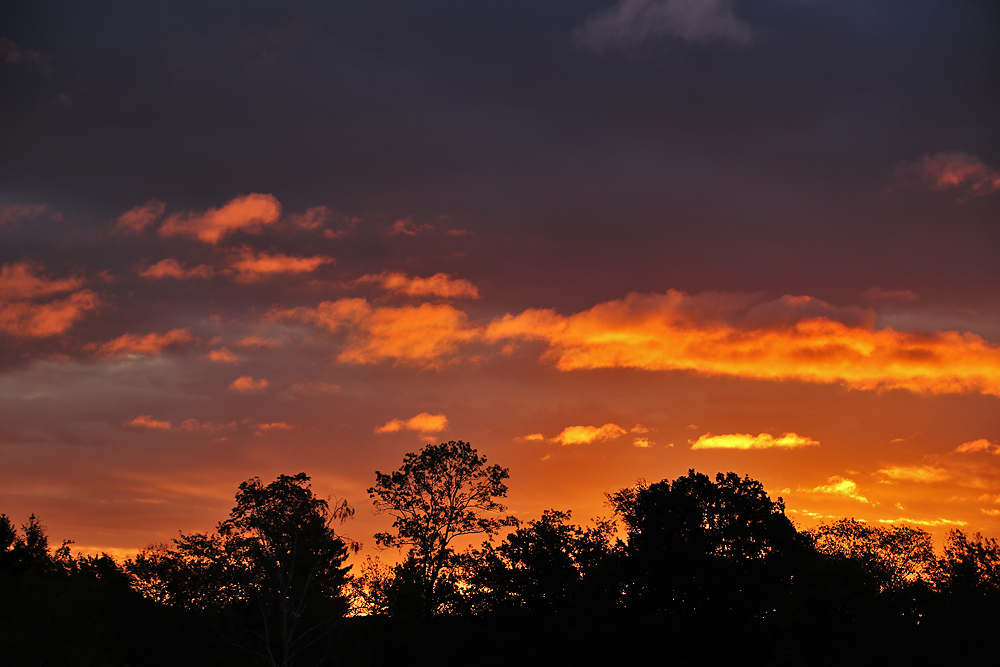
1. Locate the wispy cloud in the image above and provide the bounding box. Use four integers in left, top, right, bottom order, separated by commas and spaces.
354, 272, 479, 300
90, 329, 197, 357
228, 376, 269, 392
158, 194, 281, 244
375, 412, 449, 435
799, 476, 870, 503
552, 423, 627, 445
122, 415, 172, 430
228, 248, 332, 282
138, 258, 214, 280
691, 432, 819, 450
573, 0, 751, 52
0, 263, 99, 338
877, 465, 951, 483
956, 438, 1000, 455
115, 199, 165, 233
894, 151, 1000, 198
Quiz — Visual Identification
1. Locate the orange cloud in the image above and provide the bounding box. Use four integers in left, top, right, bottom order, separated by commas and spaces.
375, 412, 449, 434
799, 476, 870, 503
0, 262, 84, 300
956, 439, 1000, 455
896, 151, 1000, 197
179, 419, 236, 432
877, 465, 951, 483
158, 193, 281, 243
354, 272, 479, 300
138, 258, 214, 280
206, 347, 240, 364
389, 217, 434, 236
552, 423, 627, 446
485, 290, 1000, 397
633, 437, 654, 448
271, 298, 479, 368
877, 517, 968, 528
228, 248, 332, 282
229, 376, 269, 392
92, 329, 197, 357
122, 415, 172, 430
254, 422, 296, 434
691, 432, 819, 450
115, 199, 165, 233
0, 290, 101, 337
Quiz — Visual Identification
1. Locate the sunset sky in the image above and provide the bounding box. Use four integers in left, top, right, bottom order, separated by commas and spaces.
2, 0, 998, 560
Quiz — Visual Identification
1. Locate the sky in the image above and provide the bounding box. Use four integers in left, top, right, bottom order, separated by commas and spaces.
1, 0, 999, 560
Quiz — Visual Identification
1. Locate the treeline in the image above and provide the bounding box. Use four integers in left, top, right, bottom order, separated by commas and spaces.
3, 440, 999, 666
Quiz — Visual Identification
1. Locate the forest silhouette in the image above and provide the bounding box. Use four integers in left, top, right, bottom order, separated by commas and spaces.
2, 440, 999, 666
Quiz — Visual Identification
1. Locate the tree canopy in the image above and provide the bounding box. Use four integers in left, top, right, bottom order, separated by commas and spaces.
368, 440, 517, 613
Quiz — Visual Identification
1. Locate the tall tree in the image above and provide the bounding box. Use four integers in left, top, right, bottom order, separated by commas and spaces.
608, 470, 806, 617
368, 440, 517, 614
129, 473, 356, 667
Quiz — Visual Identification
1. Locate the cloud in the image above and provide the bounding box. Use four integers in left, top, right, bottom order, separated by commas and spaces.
690, 432, 819, 450
0, 203, 56, 225
227, 248, 332, 282
229, 376, 269, 392
122, 415, 171, 430
206, 347, 241, 364
0, 38, 48, 68
956, 439, 1000, 455
863, 287, 919, 304
115, 199, 165, 233
179, 419, 236, 432
254, 422, 296, 434
375, 412, 449, 435
0, 262, 84, 300
552, 423, 628, 446
876, 465, 951, 483
354, 272, 480, 300
519, 433, 546, 442
138, 258, 214, 280
894, 151, 1000, 198
877, 517, 968, 528
158, 194, 281, 243
633, 437, 654, 448
573, 0, 752, 52
271, 298, 479, 368
0, 293, 101, 337
799, 476, 870, 503
91, 329, 197, 357
389, 218, 435, 236
485, 290, 1000, 397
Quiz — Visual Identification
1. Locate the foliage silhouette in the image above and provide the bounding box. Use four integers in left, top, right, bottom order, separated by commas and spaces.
129, 473, 356, 667
607, 470, 807, 618
368, 440, 517, 614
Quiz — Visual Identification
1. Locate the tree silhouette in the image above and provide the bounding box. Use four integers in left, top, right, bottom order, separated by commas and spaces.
129, 473, 356, 667
368, 440, 517, 614
608, 470, 805, 618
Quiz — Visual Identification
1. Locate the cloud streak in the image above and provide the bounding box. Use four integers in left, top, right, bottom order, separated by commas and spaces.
573, 0, 751, 52
354, 272, 479, 300
375, 412, 449, 435
691, 432, 819, 450
158, 194, 282, 244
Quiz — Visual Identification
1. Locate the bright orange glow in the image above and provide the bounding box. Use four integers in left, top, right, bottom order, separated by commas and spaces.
375, 412, 449, 434
91, 328, 197, 357
956, 439, 1000, 455
877, 466, 951, 483
552, 423, 627, 445
691, 432, 819, 450
485, 291, 1000, 396
799, 476, 870, 503
158, 193, 281, 243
